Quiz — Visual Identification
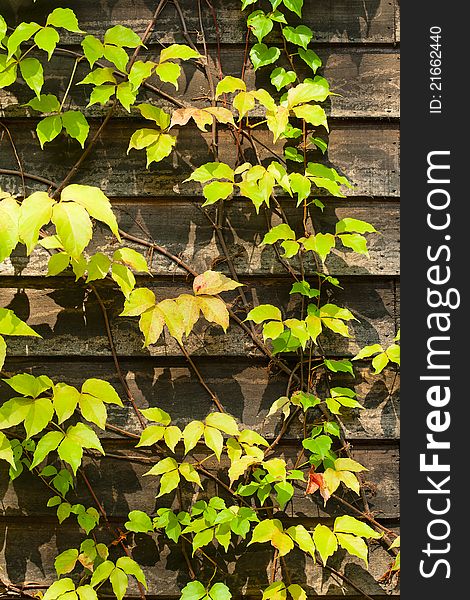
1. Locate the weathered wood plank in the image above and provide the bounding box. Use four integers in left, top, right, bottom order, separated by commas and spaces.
0, 359, 400, 441
3, 0, 400, 44
0, 278, 399, 358
0, 47, 400, 119
0, 442, 399, 519
0, 199, 400, 277
0, 122, 400, 199
0, 522, 400, 597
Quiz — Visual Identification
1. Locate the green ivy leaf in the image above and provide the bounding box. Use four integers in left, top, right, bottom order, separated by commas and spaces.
246, 304, 282, 324
138, 104, 171, 129
7, 22, 41, 60
113, 248, 149, 273
82, 35, 104, 67
336, 532, 369, 565
47, 8, 84, 33
208, 583, 232, 600
155, 61, 181, 88
324, 359, 354, 376
20, 58, 44, 98
247, 11, 274, 43
270, 67, 297, 92
104, 25, 142, 48
182, 420, 205, 454
0, 196, 20, 261
88, 84, 116, 107
181, 581, 206, 600
26, 93, 60, 113
145, 133, 177, 166
116, 556, 147, 588
311, 136, 328, 153
334, 515, 382, 539
186, 162, 234, 183
36, 115, 62, 148
283, 0, 304, 18
159, 44, 201, 62
52, 382, 80, 424
286, 524, 316, 558
61, 184, 120, 240
43, 578, 76, 600
52, 201, 93, 259
4, 373, 53, 398
215, 76, 246, 99
336, 218, 376, 235
369, 351, 388, 373
58, 423, 104, 474
292, 104, 328, 130
55, 548, 79, 576
109, 566, 128, 600
0, 432, 15, 467
298, 48, 322, 73
302, 232, 336, 262
338, 233, 369, 256
282, 25, 312, 50
0, 308, 40, 338
121, 287, 156, 317
61, 111, 90, 148
202, 181, 234, 206
103, 44, 129, 72
125, 510, 153, 533
313, 524, 337, 565
250, 44, 281, 70
34, 27, 60, 59
262, 224, 296, 245
86, 253, 111, 282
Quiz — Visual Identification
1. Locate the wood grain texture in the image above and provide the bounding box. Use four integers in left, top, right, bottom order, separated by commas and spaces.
0, 522, 400, 597
0, 47, 400, 119
0, 199, 399, 278
0, 359, 400, 441
2, 0, 400, 44
0, 277, 399, 358
0, 121, 399, 199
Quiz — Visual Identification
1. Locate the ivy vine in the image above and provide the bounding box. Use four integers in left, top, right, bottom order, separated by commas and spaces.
0, 1, 400, 600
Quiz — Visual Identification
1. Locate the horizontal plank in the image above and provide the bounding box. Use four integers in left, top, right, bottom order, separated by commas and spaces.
0, 122, 400, 199
0, 47, 400, 120
4, 0, 399, 45
1, 199, 400, 278
0, 522, 400, 597
0, 277, 399, 358
0, 359, 400, 441
0, 442, 399, 519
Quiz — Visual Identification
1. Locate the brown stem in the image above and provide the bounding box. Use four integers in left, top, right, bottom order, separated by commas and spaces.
0, 168, 56, 189
323, 564, 377, 600
53, 101, 118, 197
0, 121, 26, 197
90, 283, 147, 430
177, 340, 225, 412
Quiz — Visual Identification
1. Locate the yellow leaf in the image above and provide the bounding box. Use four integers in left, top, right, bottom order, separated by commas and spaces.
193, 270, 243, 295
203, 425, 224, 460
182, 420, 205, 454
157, 299, 185, 343
196, 296, 229, 331
176, 294, 200, 337
139, 305, 165, 346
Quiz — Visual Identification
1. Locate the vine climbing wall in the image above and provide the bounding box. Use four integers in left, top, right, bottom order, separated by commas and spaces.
0, 0, 400, 598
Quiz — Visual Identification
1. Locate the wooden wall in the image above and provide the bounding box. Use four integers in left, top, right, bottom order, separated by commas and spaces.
0, 1, 400, 598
